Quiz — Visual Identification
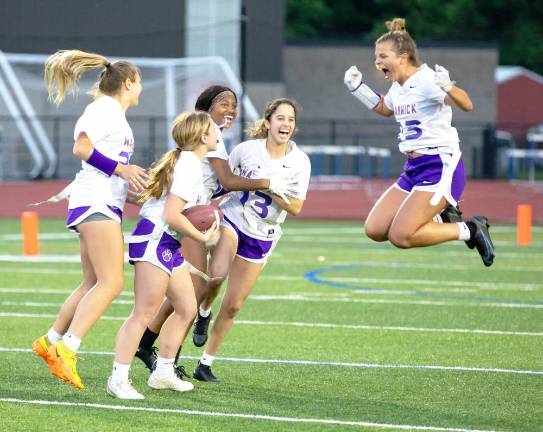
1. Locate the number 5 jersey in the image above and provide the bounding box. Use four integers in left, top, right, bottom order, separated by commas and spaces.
383, 64, 460, 155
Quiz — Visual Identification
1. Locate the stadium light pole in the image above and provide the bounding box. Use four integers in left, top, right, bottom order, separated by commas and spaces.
239, 4, 248, 143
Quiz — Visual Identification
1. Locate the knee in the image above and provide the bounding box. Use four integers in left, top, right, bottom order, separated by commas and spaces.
99, 275, 124, 297
364, 223, 388, 242
387, 229, 412, 249
207, 277, 225, 295
130, 311, 156, 329
222, 303, 242, 320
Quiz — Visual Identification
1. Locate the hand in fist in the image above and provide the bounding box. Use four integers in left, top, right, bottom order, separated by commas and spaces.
344, 65, 363, 91
434, 64, 455, 92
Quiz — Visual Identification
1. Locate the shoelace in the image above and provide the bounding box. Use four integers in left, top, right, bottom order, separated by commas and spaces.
174, 364, 190, 379
120, 380, 140, 394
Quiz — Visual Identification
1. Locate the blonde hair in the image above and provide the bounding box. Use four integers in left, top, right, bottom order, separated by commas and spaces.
247, 98, 300, 139
375, 18, 420, 66
140, 111, 212, 202
44, 49, 140, 105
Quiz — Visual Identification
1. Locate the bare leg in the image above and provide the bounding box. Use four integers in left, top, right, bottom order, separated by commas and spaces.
65, 220, 125, 339
200, 227, 238, 308
205, 257, 263, 357
114, 262, 169, 364
145, 237, 208, 334
182, 237, 208, 305
158, 266, 198, 358
50, 235, 97, 334
364, 184, 409, 242
388, 191, 459, 248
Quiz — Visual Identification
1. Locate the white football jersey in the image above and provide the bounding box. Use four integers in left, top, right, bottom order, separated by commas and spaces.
221, 139, 311, 240
140, 151, 205, 235
201, 123, 229, 202
383, 64, 460, 154
68, 96, 135, 210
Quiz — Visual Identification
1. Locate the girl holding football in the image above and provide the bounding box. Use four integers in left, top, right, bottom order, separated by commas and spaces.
135, 86, 296, 374
106, 111, 220, 399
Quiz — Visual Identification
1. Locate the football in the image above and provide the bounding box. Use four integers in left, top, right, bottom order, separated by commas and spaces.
182, 204, 223, 232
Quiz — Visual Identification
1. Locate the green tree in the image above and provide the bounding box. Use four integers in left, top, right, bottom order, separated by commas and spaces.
286, 0, 543, 74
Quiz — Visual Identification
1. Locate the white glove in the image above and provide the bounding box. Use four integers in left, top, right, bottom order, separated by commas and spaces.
344, 66, 363, 91
268, 174, 294, 205
434, 64, 456, 92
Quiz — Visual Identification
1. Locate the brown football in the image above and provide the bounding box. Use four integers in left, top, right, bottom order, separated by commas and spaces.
182, 204, 223, 232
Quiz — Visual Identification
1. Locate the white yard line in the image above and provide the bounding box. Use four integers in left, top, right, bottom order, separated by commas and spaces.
1, 287, 542, 309
0, 398, 498, 432
0, 347, 541, 377
0, 310, 541, 337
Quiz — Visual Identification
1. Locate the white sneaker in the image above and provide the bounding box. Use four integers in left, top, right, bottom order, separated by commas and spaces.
148, 369, 194, 392
107, 376, 144, 400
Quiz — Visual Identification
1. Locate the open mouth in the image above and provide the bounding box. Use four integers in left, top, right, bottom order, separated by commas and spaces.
278, 129, 290, 139
382, 68, 390, 79
218, 115, 234, 128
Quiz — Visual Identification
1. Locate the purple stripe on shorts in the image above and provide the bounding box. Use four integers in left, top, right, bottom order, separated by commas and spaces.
107, 205, 123, 222
128, 240, 148, 259
132, 218, 155, 236
396, 154, 466, 202
66, 206, 91, 226
223, 216, 273, 260
450, 159, 465, 202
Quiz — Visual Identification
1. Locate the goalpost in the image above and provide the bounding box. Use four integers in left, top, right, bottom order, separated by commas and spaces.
0, 52, 258, 180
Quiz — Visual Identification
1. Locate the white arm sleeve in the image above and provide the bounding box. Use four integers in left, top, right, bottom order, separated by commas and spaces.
351, 82, 381, 110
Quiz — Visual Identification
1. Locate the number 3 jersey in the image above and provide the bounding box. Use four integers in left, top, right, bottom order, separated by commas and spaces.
68, 95, 135, 211
383, 64, 460, 155
221, 139, 311, 240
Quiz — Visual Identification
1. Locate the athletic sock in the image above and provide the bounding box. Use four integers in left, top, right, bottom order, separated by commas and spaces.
199, 306, 211, 318
457, 222, 471, 241
155, 356, 175, 375
111, 362, 130, 382
200, 352, 215, 366
140, 327, 159, 350
47, 328, 63, 345
62, 333, 81, 352
466, 221, 477, 239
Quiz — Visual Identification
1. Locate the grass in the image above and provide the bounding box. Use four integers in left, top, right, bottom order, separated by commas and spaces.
0, 217, 541, 432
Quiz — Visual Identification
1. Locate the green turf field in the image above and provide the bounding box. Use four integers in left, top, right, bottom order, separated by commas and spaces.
0, 217, 541, 432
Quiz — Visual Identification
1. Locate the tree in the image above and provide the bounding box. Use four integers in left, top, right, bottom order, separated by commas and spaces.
286, 0, 543, 74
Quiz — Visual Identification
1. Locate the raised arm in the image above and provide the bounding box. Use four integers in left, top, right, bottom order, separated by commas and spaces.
434, 65, 473, 112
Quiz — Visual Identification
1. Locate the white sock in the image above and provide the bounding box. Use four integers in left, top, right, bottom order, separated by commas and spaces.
111, 362, 130, 382
200, 352, 215, 366
154, 356, 175, 375
457, 222, 471, 241
199, 306, 211, 318
62, 333, 81, 352
47, 328, 63, 345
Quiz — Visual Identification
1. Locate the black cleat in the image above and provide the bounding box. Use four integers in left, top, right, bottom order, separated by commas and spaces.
440, 204, 463, 223
466, 216, 495, 267
192, 311, 212, 347
193, 361, 220, 382
174, 363, 191, 380
135, 346, 157, 372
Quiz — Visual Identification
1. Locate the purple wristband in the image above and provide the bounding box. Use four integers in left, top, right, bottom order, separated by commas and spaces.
86, 149, 118, 176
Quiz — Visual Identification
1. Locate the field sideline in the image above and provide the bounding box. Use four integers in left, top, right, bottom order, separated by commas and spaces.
0, 218, 541, 432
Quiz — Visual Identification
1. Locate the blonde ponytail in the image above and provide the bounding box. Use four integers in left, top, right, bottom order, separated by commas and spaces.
44, 49, 140, 105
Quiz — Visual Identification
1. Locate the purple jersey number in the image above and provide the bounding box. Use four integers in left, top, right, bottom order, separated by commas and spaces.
118, 151, 130, 165
240, 191, 272, 218
400, 119, 423, 141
